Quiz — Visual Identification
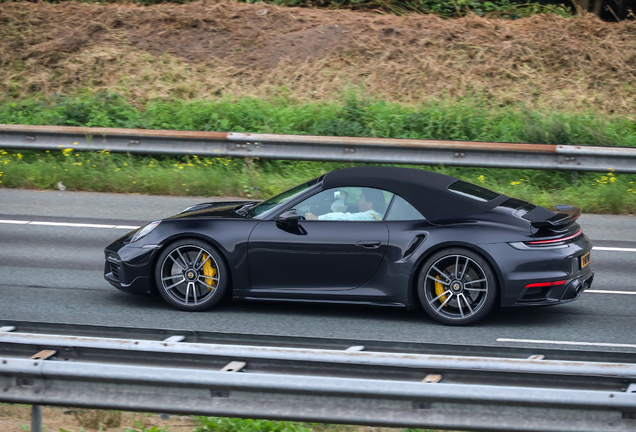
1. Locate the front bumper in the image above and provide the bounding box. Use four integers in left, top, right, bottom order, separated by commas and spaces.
104, 236, 157, 296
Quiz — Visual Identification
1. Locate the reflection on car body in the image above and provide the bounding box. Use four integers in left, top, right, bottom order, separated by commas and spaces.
104, 166, 593, 325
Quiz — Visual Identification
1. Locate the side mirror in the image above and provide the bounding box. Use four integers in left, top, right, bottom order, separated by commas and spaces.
276, 209, 299, 229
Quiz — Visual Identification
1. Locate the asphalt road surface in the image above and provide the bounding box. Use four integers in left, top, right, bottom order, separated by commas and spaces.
1, 188, 635, 353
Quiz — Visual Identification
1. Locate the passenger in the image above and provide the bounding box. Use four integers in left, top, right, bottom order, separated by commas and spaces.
305, 190, 385, 221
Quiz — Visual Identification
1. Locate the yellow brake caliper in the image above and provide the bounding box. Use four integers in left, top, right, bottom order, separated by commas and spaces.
435, 275, 447, 307
201, 254, 217, 291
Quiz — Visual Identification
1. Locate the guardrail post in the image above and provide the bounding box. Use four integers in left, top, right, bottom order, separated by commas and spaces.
31, 404, 42, 432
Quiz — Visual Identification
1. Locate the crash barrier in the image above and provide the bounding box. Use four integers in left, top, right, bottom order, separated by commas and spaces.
2, 124, 636, 173
0, 321, 635, 432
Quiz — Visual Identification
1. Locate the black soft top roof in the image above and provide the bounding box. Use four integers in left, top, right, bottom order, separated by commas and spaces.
321, 166, 508, 222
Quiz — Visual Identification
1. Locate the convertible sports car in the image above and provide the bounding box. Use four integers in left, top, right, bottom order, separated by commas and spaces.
104, 166, 594, 325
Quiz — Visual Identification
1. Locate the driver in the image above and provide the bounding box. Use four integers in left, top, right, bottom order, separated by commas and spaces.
305, 189, 385, 221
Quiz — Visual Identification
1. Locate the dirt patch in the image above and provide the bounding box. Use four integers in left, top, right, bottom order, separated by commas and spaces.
258, 24, 349, 68
1, 1, 635, 114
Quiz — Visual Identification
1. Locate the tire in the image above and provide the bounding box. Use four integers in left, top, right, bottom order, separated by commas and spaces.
154, 238, 229, 311
417, 247, 497, 325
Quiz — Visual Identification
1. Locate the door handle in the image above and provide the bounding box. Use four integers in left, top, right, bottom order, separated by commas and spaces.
355, 240, 382, 249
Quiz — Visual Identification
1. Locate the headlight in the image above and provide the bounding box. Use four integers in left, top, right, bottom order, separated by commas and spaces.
130, 221, 161, 243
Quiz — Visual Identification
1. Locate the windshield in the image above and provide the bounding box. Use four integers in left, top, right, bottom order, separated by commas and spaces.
248, 177, 321, 218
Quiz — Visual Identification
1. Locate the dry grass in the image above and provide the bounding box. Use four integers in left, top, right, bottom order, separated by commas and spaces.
0, 2, 635, 114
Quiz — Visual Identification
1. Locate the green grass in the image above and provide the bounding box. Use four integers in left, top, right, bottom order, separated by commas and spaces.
122, 422, 171, 432
195, 417, 311, 432
193, 416, 442, 432
1, 93, 635, 214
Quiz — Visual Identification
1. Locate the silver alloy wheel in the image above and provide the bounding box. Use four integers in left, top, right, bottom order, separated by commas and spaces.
159, 244, 221, 307
423, 254, 489, 321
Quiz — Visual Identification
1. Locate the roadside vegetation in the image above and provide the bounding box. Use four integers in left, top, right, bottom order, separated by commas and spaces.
1, 148, 633, 214
0, 404, 449, 432
0, 92, 635, 214
2, 93, 634, 146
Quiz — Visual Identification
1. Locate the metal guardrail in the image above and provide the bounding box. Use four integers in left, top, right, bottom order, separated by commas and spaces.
2, 331, 636, 379
1, 322, 635, 432
2, 124, 636, 173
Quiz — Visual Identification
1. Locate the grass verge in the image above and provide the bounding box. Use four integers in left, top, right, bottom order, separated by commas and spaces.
0, 149, 634, 214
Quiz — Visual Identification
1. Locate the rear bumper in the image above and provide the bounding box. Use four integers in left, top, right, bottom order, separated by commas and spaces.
510, 270, 594, 307
481, 234, 594, 307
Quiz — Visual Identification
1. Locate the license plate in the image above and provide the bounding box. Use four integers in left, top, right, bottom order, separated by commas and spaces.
581, 252, 591, 269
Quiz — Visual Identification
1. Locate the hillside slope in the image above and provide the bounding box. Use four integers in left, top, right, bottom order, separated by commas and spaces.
1, 1, 635, 115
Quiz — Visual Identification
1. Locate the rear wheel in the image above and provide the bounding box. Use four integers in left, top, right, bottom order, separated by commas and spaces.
154, 239, 228, 311
417, 248, 497, 325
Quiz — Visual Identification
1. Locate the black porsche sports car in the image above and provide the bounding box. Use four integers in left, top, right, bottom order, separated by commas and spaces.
104, 166, 594, 325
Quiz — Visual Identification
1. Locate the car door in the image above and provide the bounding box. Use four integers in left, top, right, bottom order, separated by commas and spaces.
247, 187, 393, 291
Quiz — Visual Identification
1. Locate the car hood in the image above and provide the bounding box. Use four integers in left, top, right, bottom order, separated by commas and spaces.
168, 201, 258, 220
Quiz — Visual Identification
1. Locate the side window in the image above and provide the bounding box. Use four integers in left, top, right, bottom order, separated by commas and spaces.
292, 187, 394, 221
385, 195, 426, 221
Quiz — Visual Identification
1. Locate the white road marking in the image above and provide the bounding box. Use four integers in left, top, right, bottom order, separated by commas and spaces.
585, 290, 636, 295
0, 219, 139, 230
30, 221, 116, 229
593, 246, 636, 252
497, 338, 636, 349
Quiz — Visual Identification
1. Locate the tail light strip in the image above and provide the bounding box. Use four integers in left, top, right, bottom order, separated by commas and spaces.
528, 228, 582, 245
525, 280, 567, 288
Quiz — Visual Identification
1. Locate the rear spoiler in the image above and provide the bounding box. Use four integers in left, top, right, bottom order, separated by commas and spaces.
530, 205, 581, 228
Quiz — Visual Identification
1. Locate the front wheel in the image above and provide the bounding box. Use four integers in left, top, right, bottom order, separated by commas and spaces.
417, 248, 497, 325
154, 239, 228, 311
